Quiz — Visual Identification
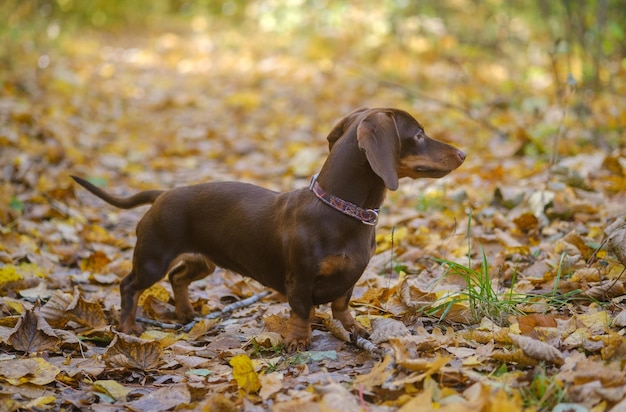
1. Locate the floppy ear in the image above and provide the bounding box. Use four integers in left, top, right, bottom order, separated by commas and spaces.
326, 107, 369, 150
357, 111, 400, 190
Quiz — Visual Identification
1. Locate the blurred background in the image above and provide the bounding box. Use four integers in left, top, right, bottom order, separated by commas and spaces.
1, 0, 624, 216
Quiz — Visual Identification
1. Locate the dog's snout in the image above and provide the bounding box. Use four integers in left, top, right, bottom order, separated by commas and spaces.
457, 150, 466, 163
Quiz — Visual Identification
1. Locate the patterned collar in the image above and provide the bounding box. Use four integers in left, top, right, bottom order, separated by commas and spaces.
309, 174, 379, 225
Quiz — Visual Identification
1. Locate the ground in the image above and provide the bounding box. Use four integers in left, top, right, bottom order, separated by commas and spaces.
1, 4, 626, 411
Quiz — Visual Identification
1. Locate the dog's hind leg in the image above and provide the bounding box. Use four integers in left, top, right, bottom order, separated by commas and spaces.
119, 268, 156, 334
167, 253, 216, 323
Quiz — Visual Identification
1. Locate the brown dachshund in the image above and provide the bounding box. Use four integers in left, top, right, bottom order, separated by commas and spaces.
72, 108, 465, 351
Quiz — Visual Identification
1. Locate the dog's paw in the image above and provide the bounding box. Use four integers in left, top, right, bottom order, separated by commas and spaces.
176, 309, 197, 324
285, 336, 312, 353
351, 323, 370, 339
119, 321, 144, 335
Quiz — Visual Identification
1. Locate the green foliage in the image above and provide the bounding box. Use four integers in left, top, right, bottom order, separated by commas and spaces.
520, 365, 568, 411
429, 210, 523, 325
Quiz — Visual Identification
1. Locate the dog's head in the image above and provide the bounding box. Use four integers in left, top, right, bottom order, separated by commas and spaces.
326, 108, 465, 190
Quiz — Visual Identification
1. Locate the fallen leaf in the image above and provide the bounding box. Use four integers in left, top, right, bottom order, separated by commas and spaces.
518, 314, 557, 338
39, 290, 73, 327
369, 317, 411, 344
229, 353, 261, 394
259, 372, 284, 401
352, 354, 393, 391
605, 218, 626, 266
316, 382, 361, 412
7, 305, 59, 353
508, 333, 564, 366
65, 288, 107, 329
104, 333, 163, 370
0, 357, 60, 385
126, 384, 191, 412
92, 379, 131, 402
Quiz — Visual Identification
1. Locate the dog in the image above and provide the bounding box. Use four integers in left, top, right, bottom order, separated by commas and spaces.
72, 107, 465, 351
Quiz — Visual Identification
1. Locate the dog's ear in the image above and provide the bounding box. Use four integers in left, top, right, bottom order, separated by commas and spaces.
357, 111, 400, 190
326, 107, 369, 150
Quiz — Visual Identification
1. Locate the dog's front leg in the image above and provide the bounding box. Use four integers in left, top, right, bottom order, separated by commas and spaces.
285, 306, 315, 352
331, 290, 369, 339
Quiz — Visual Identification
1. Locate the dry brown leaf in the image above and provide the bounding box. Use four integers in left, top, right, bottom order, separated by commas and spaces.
252, 331, 283, 348
352, 354, 393, 391
512, 212, 539, 234
605, 217, 626, 266
562, 230, 594, 259
585, 280, 625, 301
7, 305, 59, 353
126, 384, 191, 412
79, 250, 111, 273
259, 372, 284, 401
490, 349, 539, 367
104, 333, 163, 370
65, 289, 107, 329
39, 289, 73, 328
612, 310, 626, 328
518, 313, 558, 338
369, 317, 411, 344
316, 382, 361, 412
508, 333, 564, 366
0, 357, 61, 386
398, 277, 437, 309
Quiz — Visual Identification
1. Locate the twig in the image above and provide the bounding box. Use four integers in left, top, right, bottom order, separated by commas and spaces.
324, 317, 384, 358
222, 290, 272, 313
136, 317, 181, 330
136, 290, 272, 333
182, 290, 272, 332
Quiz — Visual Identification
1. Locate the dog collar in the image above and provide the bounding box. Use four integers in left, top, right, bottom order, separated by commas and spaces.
309, 174, 379, 225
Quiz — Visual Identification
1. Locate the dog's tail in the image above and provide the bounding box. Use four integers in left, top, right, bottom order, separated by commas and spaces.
71, 176, 164, 209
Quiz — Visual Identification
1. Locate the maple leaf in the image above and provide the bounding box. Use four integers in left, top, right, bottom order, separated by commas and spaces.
7, 304, 59, 353
104, 333, 163, 370
65, 288, 107, 329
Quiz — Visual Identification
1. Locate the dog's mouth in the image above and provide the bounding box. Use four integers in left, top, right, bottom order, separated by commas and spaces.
398, 162, 458, 179
413, 167, 452, 178
398, 151, 465, 179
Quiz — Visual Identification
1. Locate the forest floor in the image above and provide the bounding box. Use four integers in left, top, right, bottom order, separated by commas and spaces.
1, 8, 626, 412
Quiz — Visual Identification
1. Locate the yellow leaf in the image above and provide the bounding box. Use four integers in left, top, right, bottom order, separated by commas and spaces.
93, 380, 131, 401
0, 357, 60, 385
376, 226, 408, 253
353, 354, 393, 391
79, 250, 111, 273
397, 385, 434, 412
0, 265, 23, 285
229, 354, 261, 394
490, 388, 524, 411
24, 396, 57, 410
138, 283, 171, 306
577, 310, 610, 335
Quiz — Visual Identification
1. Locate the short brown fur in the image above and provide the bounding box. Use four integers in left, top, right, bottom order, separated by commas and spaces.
72, 108, 465, 352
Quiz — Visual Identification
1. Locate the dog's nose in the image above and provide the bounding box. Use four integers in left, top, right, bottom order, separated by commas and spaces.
457, 150, 466, 163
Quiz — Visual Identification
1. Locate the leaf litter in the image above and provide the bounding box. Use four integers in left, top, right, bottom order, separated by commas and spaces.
1, 5, 626, 412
